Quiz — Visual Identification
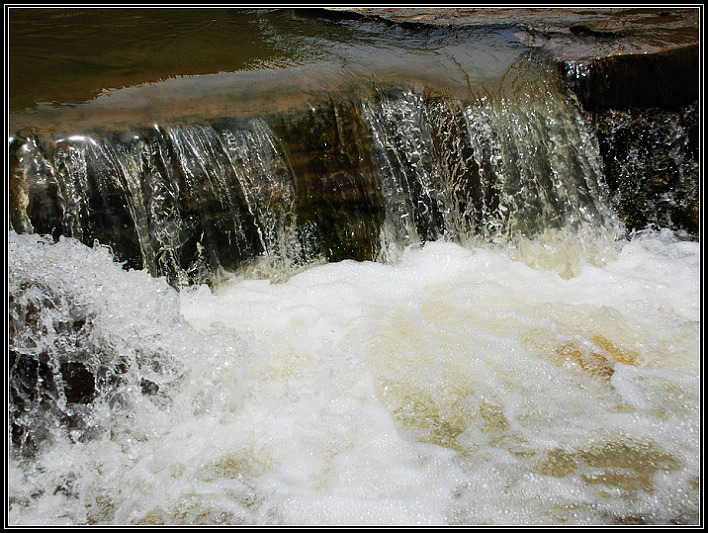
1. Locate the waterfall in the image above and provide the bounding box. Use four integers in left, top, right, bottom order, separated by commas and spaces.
8, 59, 625, 287
363, 89, 446, 255
363, 60, 621, 261
10, 119, 307, 286
7, 46, 700, 533
215, 118, 300, 267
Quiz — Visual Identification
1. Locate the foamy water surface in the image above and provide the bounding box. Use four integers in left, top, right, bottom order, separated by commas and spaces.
7, 229, 701, 525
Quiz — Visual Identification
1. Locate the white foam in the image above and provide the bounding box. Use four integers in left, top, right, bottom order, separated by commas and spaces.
8, 230, 701, 525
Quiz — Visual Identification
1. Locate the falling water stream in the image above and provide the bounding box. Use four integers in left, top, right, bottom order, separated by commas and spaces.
7, 8, 700, 525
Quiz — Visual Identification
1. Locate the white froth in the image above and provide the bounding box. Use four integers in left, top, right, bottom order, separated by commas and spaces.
7, 230, 700, 525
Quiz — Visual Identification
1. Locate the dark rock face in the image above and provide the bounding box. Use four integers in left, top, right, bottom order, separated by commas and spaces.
8, 278, 101, 455
594, 103, 699, 236
8, 275, 165, 456
560, 45, 699, 112
272, 99, 385, 263
558, 43, 699, 238
9, 350, 100, 454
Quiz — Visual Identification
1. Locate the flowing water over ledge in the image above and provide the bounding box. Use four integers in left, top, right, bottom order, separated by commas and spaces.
6, 8, 701, 526
10, 56, 624, 286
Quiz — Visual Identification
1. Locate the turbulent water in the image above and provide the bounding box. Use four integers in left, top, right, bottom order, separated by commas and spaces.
7, 225, 700, 525
6, 9, 701, 527
7, 87, 702, 528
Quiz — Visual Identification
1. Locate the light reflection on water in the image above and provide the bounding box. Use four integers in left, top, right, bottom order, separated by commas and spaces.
9, 8, 529, 130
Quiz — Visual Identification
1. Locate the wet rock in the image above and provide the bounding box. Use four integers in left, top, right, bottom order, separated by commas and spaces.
272, 99, 385, 262
8, 276, 96, 454
61, 362, 97, 404
335, 8, 699, 111
320, 7, 701, 237
140, 378, 160, 396
568, 24, 623, 38
8, 134, 62, 239
594, 102, 699, 236
7, 277, 172, 455
8, 126, 265, 287
561, 45, 699, 111
8, 131, 146, 270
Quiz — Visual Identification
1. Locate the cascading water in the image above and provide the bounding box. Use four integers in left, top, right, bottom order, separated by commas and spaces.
7, 8, 700, 526
8, 60, 623, 283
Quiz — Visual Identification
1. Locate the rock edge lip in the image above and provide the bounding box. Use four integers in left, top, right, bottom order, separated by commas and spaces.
320, 7, 699, 58
315, 7, 700, 111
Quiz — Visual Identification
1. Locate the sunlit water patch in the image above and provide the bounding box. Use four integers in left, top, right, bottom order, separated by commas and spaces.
7, 227, 699, 525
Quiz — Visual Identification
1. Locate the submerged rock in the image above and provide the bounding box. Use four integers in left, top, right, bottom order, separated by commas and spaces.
7, 262, 178, 456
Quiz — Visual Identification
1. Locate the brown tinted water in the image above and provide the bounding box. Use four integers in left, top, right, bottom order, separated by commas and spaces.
8, 8, 532, 132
